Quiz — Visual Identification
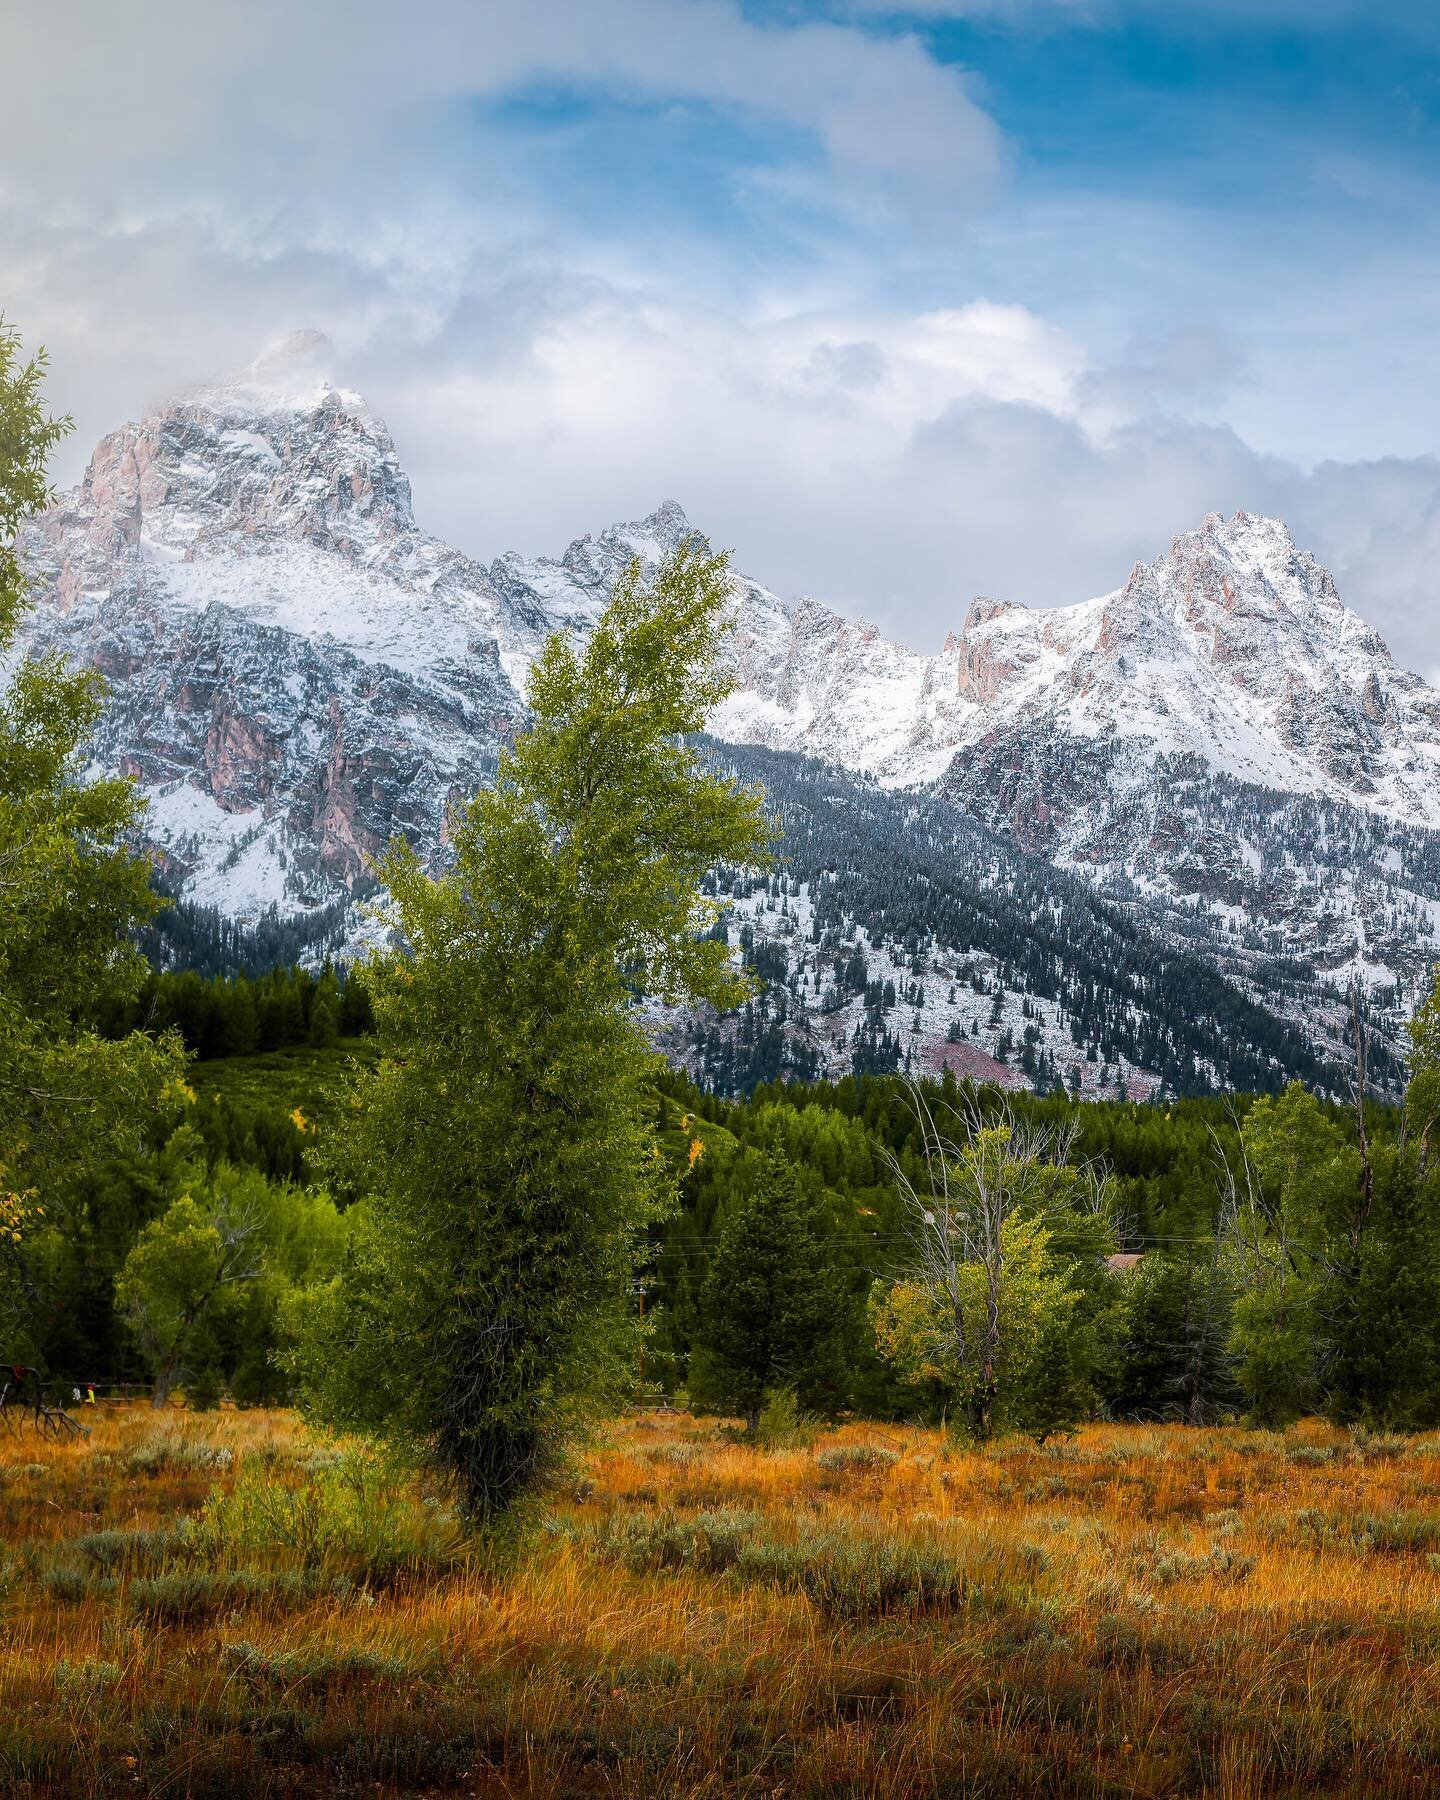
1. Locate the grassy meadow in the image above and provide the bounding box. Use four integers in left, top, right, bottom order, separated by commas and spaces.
1, 1407, 1440, 1795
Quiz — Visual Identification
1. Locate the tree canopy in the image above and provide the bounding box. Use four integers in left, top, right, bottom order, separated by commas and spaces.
0, 322, 184, 1348
289, 540, 770, 1524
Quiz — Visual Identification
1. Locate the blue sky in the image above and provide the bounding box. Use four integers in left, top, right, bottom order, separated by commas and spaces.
458, 0, 1440, 456
3, 0, 1438, 674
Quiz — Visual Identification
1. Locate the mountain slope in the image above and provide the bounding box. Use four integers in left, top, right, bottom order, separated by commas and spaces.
657, 740, 1352, 1097
705, 512, 1440, 825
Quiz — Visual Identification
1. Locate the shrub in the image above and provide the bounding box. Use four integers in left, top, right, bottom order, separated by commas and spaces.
72, 1527, 190, 1574
814, 1445, 898, 1475
1135, 1538, 1256, 1586
1350, 1427, 1409, 1461
593, 1510, 980, 1622
733, 1532, 974, 1621
124, 1434, 233, 1477
594, 1509, 760, 1576
757, 1386, 813, 1450
221, 1639, 417, 1689
192, 1447, 456, 1583
127, 1568, 353, 1624
128, 1570, 264, 1624
53, 1659, 122, 1697
635, 1443, 699, 1468
1286, 1509, 1440, 1555
1357, 1513, 1440, 1554
41, 1567, 103, 1604
1206, 1545, 1256, 1582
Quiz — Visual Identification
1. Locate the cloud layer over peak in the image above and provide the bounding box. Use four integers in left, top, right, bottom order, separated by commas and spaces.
2, 0, 1437, 683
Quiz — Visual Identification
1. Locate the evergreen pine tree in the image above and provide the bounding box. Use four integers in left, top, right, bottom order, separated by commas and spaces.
696, 1151, 842, 1431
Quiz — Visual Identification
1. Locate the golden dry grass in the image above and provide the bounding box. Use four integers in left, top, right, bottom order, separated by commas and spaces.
3, 1405, 1440, 1796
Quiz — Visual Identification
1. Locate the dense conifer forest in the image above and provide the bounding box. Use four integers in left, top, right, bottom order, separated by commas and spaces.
679, 741, 1385, 1099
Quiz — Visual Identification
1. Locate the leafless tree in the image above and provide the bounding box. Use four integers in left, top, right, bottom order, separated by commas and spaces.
885, 1080, 1109, 1439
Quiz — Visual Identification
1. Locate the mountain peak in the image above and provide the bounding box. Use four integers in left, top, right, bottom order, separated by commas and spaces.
643, 498, 692, 536
59, 330, 413, 562
1172, 510, 1333, 594
167, 329, 371, 427
1121, 509, 1345, 643
612, 499, 697, 560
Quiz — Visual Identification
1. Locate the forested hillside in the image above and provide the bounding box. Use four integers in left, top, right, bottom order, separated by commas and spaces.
662, 741, 1362, 1099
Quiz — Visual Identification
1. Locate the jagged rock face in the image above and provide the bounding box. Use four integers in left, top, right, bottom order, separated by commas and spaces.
18, 342, 523, 912
12, 343, 1440, 1049
702, 511, 1440, 844
922, 518, 1440, 990
929, 511, 1440, 830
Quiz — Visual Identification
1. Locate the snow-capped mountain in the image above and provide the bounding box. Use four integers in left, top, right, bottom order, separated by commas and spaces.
15, 336, 1440, 1092
709, 513, 1440, 828
16, 336, 655, 910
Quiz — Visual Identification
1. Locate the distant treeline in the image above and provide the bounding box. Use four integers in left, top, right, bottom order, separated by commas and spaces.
155, 1034, 1423, 1430
96, 964, 374, 1061
140, 886, 363, 978
639, 1064, 1420, 1428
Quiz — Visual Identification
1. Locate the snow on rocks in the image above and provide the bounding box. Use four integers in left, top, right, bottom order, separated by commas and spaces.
13, 339, 1440, 1080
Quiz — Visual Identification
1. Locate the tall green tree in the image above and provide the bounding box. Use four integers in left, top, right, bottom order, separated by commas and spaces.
1220, 1084, 1356, 1424
1218, 1058, 1440, 1431
289, 541, 769, 1526
116, 1190, 263, 1406
1323, 969, 1440, 1428
1408, 967, 1440, 1178
694, 1151, 843, 1432
1112, 1241, 1236, 1424
0, 321, 183, 1351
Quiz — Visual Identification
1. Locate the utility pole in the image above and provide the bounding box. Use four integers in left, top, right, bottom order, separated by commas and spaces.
630, 1275, 653, 1409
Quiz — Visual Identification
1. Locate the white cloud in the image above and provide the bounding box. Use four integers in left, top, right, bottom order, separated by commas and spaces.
1, 0, 1436, 689
369, 285, 1440, 685
1, 0, 1002, 211
5, 192, 1438, 686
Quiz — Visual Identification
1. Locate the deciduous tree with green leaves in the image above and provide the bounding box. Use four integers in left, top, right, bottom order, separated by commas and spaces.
1219, 1083, 1359, 1425
116, 1161, 346, 1407
871, 1086, 1118, 1443
0, 321, 184, 1350
116, 1190, 264, 1406
289, 540, 769, 1527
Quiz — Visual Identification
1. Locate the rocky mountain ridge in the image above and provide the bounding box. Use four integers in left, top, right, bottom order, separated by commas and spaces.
14, 338, 1440, 1091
